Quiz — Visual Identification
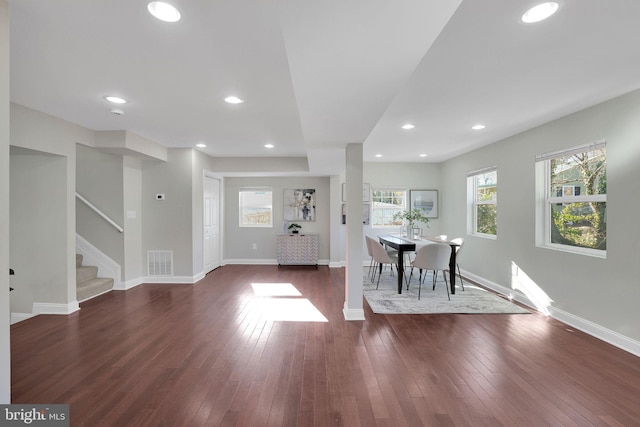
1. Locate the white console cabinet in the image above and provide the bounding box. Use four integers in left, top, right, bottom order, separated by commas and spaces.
276, 234, 319, 267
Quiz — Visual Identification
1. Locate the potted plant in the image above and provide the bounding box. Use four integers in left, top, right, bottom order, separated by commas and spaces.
393, 209, 430, 239
288, 223, 302, 234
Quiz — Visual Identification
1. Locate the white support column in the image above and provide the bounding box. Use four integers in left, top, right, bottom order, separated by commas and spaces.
328, 175, 344, 267
343, 143, 365, 321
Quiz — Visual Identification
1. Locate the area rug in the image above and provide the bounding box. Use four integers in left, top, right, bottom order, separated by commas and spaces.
363, 269, 530, 314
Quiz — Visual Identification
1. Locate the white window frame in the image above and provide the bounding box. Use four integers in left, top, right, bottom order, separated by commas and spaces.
239, 187, 273, 228
370, 187, 407, 228
466, 166, 497, 239
535, 140, 606, 258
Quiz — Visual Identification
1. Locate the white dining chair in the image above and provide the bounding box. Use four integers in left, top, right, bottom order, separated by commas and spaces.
368, 236, 401, 289
365, 235, 376, 279
409, 243, 452, 300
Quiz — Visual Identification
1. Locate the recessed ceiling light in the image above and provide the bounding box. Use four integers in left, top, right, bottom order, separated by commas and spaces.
401, 124, 415, 130
375, 154, 383, 158
419, 154, 428, 158
224, 96, 244, 104
196, 143, 206, 148
264, 144, 274, 149
472, 124, 486, 130
521, 2, 559, 23
104, 96, 126, 104
147, 2, 181, 23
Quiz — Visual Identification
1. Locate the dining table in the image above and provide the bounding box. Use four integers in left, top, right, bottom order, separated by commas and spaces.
377, 234, 460, 295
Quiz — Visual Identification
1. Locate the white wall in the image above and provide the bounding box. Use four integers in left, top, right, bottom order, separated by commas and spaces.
76, 144, 125, 274
363, 161, 442, 233
123, 156, 143, 282
333, 162, 443, 264
440, 89, 640, 347
10, 105, 92, 315
0, 0, 10, 404
10, 149, 68, 313
224, 176, 331, 262
141, 149, 195, 278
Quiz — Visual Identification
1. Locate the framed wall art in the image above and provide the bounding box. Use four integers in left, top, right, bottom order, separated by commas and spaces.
410, 189, 438, 218
284, 189, 316, 221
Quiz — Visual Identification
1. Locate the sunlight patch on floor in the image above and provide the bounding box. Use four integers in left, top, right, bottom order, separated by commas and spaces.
250, 282, 328, 322
511, 261, 553, 315
255, 298, 328, 322
251, 282, 302, 297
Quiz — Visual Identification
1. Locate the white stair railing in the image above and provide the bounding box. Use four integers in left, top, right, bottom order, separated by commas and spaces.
75, 192, 124, 233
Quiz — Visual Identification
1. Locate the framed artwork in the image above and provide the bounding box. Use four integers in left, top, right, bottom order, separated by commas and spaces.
362, 203, 370, 225
342, 183, 370, 202
284, 189, 316, 221
342, 203, 370, 225
410, 190, 438, 218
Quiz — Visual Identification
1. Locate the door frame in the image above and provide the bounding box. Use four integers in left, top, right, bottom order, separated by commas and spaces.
203, 171, 223, 273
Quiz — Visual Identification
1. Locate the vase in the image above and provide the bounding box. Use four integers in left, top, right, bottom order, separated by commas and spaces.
412, 226, 422, 240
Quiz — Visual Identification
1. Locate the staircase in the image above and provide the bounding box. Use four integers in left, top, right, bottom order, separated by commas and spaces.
76, 254, 113, 302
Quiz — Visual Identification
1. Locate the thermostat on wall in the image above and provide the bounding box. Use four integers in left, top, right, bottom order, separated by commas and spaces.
156, 193, 165, 200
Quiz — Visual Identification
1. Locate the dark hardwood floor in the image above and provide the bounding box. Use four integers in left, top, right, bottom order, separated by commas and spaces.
10, 265, 640, 426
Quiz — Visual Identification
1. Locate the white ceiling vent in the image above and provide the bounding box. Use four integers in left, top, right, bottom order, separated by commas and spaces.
147, 250, 173, 276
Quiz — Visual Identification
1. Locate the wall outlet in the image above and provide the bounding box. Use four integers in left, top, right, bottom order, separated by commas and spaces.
252, 243, 257, 250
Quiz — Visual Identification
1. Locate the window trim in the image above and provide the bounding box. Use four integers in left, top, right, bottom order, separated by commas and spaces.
467, 166, 497, 239
370, 187, 407, 228
536, 140, 606, 258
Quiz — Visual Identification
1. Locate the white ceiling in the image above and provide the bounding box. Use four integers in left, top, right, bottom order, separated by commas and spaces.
9, 0, 640, 174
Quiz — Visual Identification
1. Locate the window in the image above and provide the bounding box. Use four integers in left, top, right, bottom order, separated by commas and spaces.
239, 188, 272, 227
536, 140, 606, 256
371, 188, 406, 227
561, 185, 580, 197
467, 167, 497, 237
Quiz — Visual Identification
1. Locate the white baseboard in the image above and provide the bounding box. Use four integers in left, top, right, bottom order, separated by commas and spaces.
223, 259, 330, 266
224, 258, 277, 265
460, 269, 640, 358
76, 234, 122, 288
343, 303, 365, 321
550, 307, 640, 358
32, 301, 80, 315
77, 288, 113, 303
142, 276, 196, 284
10, 312, 36, 325
141, 273, 204, 284
117, 271, 205, 287
116, 277, 145, 290
461, 270, 521, 301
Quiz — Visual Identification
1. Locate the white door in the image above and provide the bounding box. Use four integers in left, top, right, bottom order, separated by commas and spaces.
204, 176, 220, 273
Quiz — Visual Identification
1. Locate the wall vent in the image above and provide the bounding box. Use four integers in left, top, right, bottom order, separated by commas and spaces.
147, 250, 173, 276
